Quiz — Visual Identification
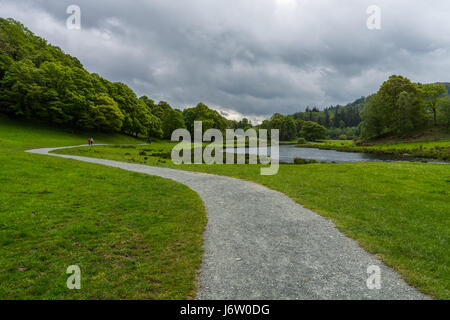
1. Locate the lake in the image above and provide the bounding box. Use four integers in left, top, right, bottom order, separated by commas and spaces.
224, 145, 448, 164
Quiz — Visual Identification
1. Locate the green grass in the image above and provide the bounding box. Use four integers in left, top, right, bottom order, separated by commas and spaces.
315, 139, 450, 150
279, 140, 299, 145
0, 115, 207, 299
56, 141, 450, 299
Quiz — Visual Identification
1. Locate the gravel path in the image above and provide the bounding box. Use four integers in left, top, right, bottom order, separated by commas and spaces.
27, 145, 427, 300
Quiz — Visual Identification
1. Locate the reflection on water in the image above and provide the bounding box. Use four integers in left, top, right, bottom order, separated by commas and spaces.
224, 145, 448, 164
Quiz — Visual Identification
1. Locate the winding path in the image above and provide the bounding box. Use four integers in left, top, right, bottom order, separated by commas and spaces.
27, 145, 426, 300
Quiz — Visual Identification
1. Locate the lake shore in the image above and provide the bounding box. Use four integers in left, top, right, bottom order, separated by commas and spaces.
296, 140, 450, 162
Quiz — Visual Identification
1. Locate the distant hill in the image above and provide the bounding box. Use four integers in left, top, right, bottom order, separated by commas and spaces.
290, 96, 366, 129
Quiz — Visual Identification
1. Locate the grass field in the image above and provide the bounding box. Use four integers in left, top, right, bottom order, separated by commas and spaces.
0, 116, 207, 299
56, 142, 450, 299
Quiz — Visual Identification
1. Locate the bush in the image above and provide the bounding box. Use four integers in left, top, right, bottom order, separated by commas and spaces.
297, 138, 307, 145
293, 157, 318, 165
300, 121, 327, 141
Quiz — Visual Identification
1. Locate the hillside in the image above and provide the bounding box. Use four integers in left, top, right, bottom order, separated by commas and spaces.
0, 18, 239, 141
0, 18, 165, 138
291, 97, 365, 129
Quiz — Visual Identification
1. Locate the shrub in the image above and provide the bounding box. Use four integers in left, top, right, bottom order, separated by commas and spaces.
300, 121, 327, 141
293, 157, 318, 165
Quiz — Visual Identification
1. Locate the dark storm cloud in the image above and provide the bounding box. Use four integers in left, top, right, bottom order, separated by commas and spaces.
1, 0, 450, 122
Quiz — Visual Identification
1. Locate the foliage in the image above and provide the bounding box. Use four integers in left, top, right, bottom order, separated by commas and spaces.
161, 108, 186, 139
89, 93, 124, 132
259, 114, 301, 141
423, 83, 447, 126
437, 96, 450, 129
361, 75, 429, 139
300, 121, 327, 141
327, 126, 360, 140
291, 97, 365, 129
293, 157, 318, 165
182, 102, 229, 135
0, 18, 167, 138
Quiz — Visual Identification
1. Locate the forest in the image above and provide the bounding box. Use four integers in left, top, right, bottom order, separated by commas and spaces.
0, 18, 234, 140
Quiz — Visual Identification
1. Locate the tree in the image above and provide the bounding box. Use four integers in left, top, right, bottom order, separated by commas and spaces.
237, 118, 252, 130
423, 83, 447, 126
139, 96, 155, 112
324, 109, 330, 128
361, 75, 426, 139
263, 114, 299, 141
152, 101, 172, 119
0, 18, 187, 138
89, 93, 124, 132
147, 113, 163, 138
182, 102, 228, 135
280, 116, 297, 141
300, 121, 326, 141
294, 119, 304, 135
437, 96, 450, 129
161, 109, 185, 139
109, 82, 150, 137
0, 59, 38, 117
378, 75, 424, 132
396, 92, 415, 136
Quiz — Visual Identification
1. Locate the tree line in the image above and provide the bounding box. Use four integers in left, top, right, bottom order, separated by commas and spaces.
0, 18, 234, 139
1, 19, 449, 143
0, 18, 326, 143
258, 75, 450, 141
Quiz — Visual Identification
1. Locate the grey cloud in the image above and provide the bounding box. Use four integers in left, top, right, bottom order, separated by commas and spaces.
1, 0, 450, 120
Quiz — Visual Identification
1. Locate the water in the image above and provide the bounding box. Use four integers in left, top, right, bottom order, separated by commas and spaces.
224, 145, 448, 164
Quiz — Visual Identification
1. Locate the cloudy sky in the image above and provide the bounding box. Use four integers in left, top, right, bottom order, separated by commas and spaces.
1, 0, 450, 122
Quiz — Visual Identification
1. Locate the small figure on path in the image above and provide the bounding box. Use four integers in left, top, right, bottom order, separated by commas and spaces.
147, 137, 152, 144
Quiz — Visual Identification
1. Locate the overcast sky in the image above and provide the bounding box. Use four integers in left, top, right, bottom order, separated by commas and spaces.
1, 0, 450, 122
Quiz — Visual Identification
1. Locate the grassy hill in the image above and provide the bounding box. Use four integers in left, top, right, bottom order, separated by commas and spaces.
0, 115, 206, 299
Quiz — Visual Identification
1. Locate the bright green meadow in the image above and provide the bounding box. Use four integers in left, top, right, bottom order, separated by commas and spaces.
0, 116, 207, 299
